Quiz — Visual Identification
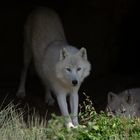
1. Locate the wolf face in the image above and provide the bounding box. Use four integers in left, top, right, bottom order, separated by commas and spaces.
55, 47, 91, 87
106, 91, 139, 117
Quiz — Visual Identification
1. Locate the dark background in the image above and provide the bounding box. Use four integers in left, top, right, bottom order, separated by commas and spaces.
0, 0, 140, 116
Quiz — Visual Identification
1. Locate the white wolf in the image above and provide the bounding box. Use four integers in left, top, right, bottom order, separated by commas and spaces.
106, 88, 140, 117
16, 7, 91, 128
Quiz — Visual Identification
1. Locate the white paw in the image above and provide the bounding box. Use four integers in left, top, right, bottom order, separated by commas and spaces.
66, 122, 77, 128
16, 91, 26, 98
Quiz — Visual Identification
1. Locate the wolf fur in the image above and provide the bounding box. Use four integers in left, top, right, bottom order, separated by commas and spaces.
16, 7, 91, 128
106, 88, 140, 117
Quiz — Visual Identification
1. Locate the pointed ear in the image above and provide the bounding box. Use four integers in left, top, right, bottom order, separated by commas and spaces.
123, 90, 133, 104
78, 47, 87, 60
108, 92, 117, 103
59, 48, 69, 60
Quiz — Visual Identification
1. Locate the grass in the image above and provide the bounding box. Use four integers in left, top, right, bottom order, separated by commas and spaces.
0, 93, 140, 140
0, 102, 47, 140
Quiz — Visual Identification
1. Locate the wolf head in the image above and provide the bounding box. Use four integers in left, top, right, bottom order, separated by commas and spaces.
106, 91, 139, 117
56, 47, 91, 87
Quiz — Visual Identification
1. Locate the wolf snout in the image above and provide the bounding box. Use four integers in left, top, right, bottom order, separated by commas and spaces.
72, 80, 78, 86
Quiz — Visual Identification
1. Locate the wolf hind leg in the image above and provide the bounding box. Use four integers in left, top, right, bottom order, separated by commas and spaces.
45, 87, 55, 106
16, 41, 32, 98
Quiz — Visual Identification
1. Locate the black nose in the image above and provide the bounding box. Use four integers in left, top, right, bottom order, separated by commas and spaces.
72, 80, 78, 86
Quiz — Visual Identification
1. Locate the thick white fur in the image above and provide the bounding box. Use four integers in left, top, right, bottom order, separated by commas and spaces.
16, 7, 91, 127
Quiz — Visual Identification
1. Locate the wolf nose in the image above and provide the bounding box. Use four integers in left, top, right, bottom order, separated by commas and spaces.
72, 80, 78, 86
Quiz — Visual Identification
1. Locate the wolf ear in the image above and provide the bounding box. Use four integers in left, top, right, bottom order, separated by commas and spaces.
59, 48, 69, 60
78, 47, 87, 60
108, 92, 118, 103
124, 90, 133, 104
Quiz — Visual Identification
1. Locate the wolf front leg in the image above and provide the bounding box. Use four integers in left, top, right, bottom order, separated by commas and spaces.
56, 93, 75, 128
69, 92, 79, 126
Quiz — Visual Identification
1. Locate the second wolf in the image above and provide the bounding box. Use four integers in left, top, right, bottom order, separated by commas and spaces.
16, 7, 91, 128
106, 88, 140, 117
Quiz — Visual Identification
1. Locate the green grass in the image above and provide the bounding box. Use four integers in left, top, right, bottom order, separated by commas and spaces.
0, 94, 140, 140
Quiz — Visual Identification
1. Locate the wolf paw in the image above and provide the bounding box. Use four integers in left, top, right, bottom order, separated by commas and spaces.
66, 122, 77, 129
16, 91, 26, 98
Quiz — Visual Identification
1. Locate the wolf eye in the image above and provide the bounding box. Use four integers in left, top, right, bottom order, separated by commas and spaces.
121, 110, 126, 114
77, 67, 81, 71
121, 109, 126, 114
112, 110, 116, 115
66, 68, 71, 72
